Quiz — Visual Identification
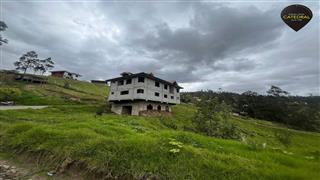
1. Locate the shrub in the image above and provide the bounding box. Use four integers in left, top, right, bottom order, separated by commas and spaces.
0, 87, 22, 101
159, 115, 177, 130
192, 97, 239, 139
246, 140, 266, 151
64, 82, 71, 89
95, 103, 111, 116
275, 130, 292, 147
168, 138, 183, 154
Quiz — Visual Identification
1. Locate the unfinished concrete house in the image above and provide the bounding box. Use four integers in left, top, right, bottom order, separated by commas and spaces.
106, 72, 183, 115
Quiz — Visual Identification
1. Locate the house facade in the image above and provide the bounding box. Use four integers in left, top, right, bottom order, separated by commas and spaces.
106, 72, 182, 115
51, 71, 81, 80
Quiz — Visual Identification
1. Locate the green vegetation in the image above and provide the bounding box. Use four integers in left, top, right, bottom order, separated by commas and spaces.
193, 98, 239, 139
0, 73, 108, 105
0, 104, 319, 179
182, 87, 320, 132
0, 75, 319, 179
0, 87, 22, 101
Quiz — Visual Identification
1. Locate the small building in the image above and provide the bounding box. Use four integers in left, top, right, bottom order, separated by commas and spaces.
106, 72, 183, 115
51, 71, 81, 80
15, 74, 47, 84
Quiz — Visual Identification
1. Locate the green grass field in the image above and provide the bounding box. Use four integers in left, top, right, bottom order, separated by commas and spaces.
0, 104, 319, 179
0, 74, 319, 179
0, 73, 109, 105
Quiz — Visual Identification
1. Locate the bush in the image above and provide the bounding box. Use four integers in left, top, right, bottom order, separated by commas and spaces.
95, 103, 111, 116
193, 97, 239, 139
159, 115, 177, 129
275, 130, 292, 147
64, 82, 71, 89
0, 87, 22, 101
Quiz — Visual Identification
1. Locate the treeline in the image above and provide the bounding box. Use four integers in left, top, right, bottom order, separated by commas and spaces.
181, 86, 320, 132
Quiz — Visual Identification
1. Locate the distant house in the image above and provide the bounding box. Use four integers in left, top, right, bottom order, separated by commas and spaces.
51, 71, 81, 80
106, 72, 183, 115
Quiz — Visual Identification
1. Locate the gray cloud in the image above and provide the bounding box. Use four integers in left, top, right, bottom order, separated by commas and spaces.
1, 1, 319, 95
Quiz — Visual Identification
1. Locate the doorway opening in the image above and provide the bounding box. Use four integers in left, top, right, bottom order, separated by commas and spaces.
122, 106, 132, 115
147, 104, 153, 110
165, 106, 170, 112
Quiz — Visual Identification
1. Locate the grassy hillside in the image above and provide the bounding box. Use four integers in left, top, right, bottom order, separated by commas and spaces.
0, 73, 108, 105
0, 75, 319, 179
0, 104, 319, 179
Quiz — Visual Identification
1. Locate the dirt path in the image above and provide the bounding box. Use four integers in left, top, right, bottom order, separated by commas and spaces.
0, 106, 47, 110
0, 159, 35, 180
0, 156, 87, 180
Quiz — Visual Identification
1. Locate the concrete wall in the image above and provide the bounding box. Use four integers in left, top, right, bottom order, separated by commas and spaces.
111, 101, 172, 115
108, 77, 180, 104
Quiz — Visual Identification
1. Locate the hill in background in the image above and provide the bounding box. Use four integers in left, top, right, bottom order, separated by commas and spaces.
0, 71, 109, 105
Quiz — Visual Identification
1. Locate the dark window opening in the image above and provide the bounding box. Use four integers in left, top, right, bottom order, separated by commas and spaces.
111, 92, 114, 95
169, 86, 174, 93
137, 89, 144, 94
176, 88, 179, 93
171, 96, 174, 99
157, 105, 161, 111
120, 90, 129, 95
126, 79, 132, 84
155, 81, 160, 87
155, 92, 160, 97
118, 80, 124, 86
138, 77, 145, 83
164, 84, 168, 89
164, 94, 167, 98
147, 104, 153, 110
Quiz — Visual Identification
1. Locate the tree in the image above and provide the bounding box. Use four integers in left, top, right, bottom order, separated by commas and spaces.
0, 21, 8, 45
193, 97, 239, 139
14, 51, 53, 75
39, 57, 54, 74
14, 51, 39, 75
267, 85, 289, 97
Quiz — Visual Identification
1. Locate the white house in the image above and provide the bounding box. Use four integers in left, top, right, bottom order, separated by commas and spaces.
106, 72, 183, 115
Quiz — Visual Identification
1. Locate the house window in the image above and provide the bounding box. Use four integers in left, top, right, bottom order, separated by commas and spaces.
176, 88, 179, 93
137, 89, 144, 94
138, 77, 145, 83
120, 90, 129, 95
111, 92, 114, 95
169, 86, 174, 94
118, 80, 124, 86
164, 84, 168, 89
155, 92, 160, 97
164, 94, 167, 98
157, 105, 161, 111
171, 96, 174, 99
126, 79, 132, 84
155, 81, 160, 87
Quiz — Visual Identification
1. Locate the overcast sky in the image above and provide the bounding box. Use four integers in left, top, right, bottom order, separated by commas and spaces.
1, 1, 319, 95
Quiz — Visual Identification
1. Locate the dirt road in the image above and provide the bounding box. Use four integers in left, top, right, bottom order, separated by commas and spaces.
0, 106, 47, 110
